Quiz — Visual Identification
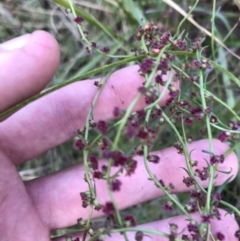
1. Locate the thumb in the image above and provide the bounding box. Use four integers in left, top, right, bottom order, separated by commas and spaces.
0, 30, 60, 111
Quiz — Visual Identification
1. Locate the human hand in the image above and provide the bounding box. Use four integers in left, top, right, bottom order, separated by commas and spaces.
0, 31, 239, 241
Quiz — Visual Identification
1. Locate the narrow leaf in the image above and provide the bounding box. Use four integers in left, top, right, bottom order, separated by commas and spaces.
216, 175, 233, 194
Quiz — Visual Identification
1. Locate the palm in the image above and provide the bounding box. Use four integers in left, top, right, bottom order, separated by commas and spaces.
0, 31, 239, 241
0, 160, 49, 240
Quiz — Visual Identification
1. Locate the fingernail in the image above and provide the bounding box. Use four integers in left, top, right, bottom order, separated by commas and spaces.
0, 34, 31, 51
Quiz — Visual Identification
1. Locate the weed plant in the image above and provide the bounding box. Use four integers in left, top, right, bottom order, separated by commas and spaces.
1, 0, 240, 240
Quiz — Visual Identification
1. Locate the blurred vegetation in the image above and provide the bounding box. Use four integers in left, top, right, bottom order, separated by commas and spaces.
1, 0, 240, 238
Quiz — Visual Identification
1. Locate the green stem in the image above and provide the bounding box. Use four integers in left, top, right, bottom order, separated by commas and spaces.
87, 227, 185, 241
175, 0, 199, 38
82, 73, 112, 241
68, 0, 88, 43
210, 123, 240, 134
198, 69, 215, 214
68, 0, 129, 58
220, 200, 240, 216
144, 69, 173, 110
112, 44, 170, 150
0, 54, 147, 120
210, 0, 221, 98
172, 64, 240, 121
104, 44, 170, 241
224, 142, 239, 157
110, 227, 185, 241
143, 144, 193, 220
105, 160, 129, 241
161, 111, 206, 193
82, 206, 93, 241
53, 0, 117, 42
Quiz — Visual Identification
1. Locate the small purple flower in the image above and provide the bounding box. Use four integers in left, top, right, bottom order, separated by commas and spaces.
191, 106, 204, 120
176, 39, 187, 50
210, 115, 218, 123
74, 138, 85, 151
88, 156, 98, 170
189, 74, 199, 82
160, 32, 171, 45
210, 154, 224, 165
96, 120, 108, 134
195, 167, 209, 181
187, 222, 198, 233
235, 229, 240, 238
184, 117, 193, 125
229, 120, 238, 130
135, 231, 144, 241
147, 154, 160, 163
102, 202, 115, 216
193, 59, 202, 68
126, 159, 137, 176
218, 131, 231, 142
139, 58, 155, 74
113, 107, 125, 118
74, 16, 84, 24
162, 201, 174, 211
102, 47, 109, 54
215, 232, 225, 241
111, 179, 122, 192
124, 215, 136, 227
91, 42, 97, 48
93, 171, 103, 179
201, 214, 211, 223
183, 176, 195, 187
185, 201, 197, 213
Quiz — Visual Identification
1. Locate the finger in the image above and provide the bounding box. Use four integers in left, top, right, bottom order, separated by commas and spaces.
51, 209, 239, 240
0, 65, 177, 164
25, 139, 238, 229
0, 30, 60, 111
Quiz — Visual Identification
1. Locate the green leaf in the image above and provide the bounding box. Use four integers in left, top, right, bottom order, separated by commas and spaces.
216, 175, 233, 194
216, 167, 233, 175
202, 149, 214, 156
179, 167, 190, 175
53, 0, 117, 42
122, 0, 147, 25
211, 60, 240, 88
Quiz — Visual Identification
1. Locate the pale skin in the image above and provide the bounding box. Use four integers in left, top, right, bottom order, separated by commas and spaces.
0, 31, 239, 241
